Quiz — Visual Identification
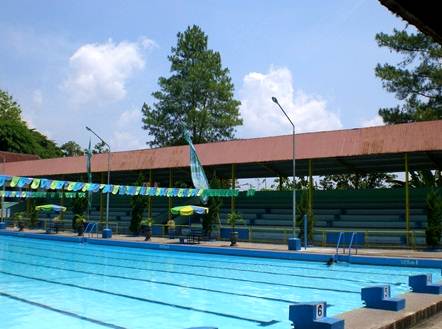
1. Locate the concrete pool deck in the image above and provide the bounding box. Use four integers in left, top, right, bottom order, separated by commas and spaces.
11, 228, 441, 260
340, 292, 442, 329
1, 228, 442, 329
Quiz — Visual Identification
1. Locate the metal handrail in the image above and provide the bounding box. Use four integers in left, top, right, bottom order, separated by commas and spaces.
335, 232, 343, 256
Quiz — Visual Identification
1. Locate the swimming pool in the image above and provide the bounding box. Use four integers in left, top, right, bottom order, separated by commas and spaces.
0, 235, 440, 329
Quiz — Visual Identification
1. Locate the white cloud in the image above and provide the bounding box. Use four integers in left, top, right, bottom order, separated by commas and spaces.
63, 37, 154, 104
361, 115, 384, 127
237, 67, 342, 138
111, 109, 145, 151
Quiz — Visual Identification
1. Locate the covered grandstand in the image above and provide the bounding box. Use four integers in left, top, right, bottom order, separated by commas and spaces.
2, 120, 442, 247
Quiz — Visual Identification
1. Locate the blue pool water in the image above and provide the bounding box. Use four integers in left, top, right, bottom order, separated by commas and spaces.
0, 235, 440, 329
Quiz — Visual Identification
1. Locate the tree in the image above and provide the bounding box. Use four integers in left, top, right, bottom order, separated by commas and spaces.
319, 173, 395, 190
0, 89, 22, 122
142, 25, 242, 147
92, 141, 109, 154
129, 173, 148, 234
375, 29, 442, 124
375, 28, 442, 187
61, 141, 84, 157
0, 89, 62, 158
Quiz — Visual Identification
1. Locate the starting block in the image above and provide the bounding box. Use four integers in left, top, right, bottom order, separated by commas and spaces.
361, 285, 405, 311
289, 302, 344, 329
409, 274, 442, 294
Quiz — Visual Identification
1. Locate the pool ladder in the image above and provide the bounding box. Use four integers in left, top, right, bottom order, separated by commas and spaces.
335, 232, 358, 261
84, 222, 98, 238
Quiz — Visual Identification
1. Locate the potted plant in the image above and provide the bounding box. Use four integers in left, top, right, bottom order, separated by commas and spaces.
140, 218, 153, 241
13, 212, 27, 231
74, 214, 86, 236
227, 212, 243, 246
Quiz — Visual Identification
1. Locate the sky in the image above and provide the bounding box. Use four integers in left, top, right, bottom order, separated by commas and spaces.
0, 0, 412, 152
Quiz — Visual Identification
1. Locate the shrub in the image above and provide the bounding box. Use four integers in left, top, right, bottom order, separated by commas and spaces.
426, 189, 442, 248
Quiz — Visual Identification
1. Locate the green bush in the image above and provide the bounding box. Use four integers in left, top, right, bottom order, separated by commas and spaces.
426, 189, 442, 248
296, 190, 314, 242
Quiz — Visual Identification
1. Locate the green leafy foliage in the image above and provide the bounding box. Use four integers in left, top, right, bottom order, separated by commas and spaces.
227, 211, 242, 231
375, 29, 442, 123
425, 189, 442, 248
0, 89, 62, 158
71, 194, 87, 229
319, 173, 395, 190
202, 176, 223, 236
61, 141, 84, 157
130, 173, 148, 234
142, 25, 242, 147
0, 89, 22, 122
296, 191, 313, 242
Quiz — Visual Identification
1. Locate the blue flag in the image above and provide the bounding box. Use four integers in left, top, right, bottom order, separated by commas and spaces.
184, 131, 209, 203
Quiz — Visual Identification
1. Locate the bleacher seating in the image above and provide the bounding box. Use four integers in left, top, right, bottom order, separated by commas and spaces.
8, 187, 430, 246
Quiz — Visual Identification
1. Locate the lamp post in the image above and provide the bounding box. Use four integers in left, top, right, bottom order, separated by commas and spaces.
86, 126, 112, 238
271, 97, 296, 238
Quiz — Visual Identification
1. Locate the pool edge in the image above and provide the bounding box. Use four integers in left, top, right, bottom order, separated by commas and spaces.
1, 230, 441, 269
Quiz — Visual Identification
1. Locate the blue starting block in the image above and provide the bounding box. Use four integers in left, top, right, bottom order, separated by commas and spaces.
289, 302, 344, 329
361, 285, 405, 311
409, 274, 442, 294
0, 222, 6, 229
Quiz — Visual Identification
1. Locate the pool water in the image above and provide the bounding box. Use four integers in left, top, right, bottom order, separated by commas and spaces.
0, 235, 440, 329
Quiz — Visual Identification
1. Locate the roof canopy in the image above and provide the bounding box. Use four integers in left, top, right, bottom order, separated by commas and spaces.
379, 0, 442, 45
4, 121, 442, 184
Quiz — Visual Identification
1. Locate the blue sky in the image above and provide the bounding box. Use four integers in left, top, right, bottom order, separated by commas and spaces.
0, 0, 411, 151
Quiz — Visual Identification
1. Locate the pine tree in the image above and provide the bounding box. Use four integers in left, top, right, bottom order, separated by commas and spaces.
142, 25, 242, 147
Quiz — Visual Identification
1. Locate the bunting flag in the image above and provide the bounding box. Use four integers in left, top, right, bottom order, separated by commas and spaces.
0, 191, 85, 198
184, 131, 209, 203
0, 174, 247, 198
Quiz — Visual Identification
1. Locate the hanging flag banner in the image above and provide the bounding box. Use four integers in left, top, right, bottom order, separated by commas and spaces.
0, 175, 245, 198
184, 131, 210, 203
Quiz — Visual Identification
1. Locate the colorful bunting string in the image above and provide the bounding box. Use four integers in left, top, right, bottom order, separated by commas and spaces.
0, 175, 246, 198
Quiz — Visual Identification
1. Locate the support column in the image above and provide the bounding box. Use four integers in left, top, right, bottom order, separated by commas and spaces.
60, 176, 65, 221
405, 153, 410, 245
168, 169, 173, 220
279, 176, 283, 191
99, 173, 104, 223
231, 164, 236, 213
147, 169, 152, 220
308, 159, 313, 228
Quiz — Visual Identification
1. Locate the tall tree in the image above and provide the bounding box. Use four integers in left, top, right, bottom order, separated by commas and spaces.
375, 28, 442, 187
0, 89, 62, 158
142, 25, 242, 147
375, 29, 442, 123
61, 141, 84, 157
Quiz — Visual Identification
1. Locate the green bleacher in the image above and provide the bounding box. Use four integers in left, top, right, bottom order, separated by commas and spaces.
7, 187, 430, 246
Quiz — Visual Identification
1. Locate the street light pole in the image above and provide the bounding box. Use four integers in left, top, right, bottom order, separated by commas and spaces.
271, 97, 296, 238
86, 126, 112, 238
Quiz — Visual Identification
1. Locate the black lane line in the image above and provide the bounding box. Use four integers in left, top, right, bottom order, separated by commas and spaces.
1, 256, 297, 304
0, 291, 126, 329
3, 247, 360, 294
0, 270, 279, 327
4, 242, 405, 286
2, 238, 413, 278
